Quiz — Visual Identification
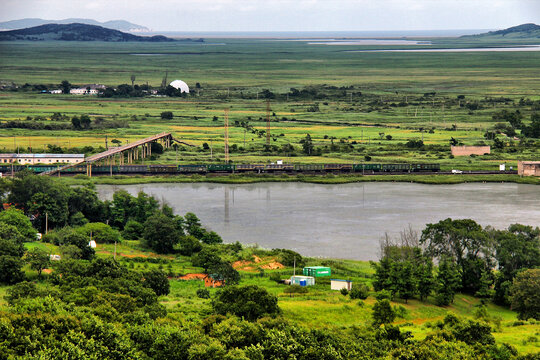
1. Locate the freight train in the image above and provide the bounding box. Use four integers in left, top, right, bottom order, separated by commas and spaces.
0, 163, 440, 175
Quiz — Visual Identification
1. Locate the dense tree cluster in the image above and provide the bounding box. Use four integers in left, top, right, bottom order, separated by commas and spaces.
371, 219, 540, 319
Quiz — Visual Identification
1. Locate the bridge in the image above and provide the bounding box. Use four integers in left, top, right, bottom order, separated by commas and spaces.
42, 132, 193, 176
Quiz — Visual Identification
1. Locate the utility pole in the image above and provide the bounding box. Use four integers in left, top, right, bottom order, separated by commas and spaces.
45, 212, 48, 234
266, 99, 271, 146
224, 109, 229, 163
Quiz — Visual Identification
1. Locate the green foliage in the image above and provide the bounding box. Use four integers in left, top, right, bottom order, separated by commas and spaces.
192, 247, 222, 273
0, 256, 25, 284
197, 288, 211, 299
372, 299, 396, 327
178, 235, 202, 256
143, 212, 180, 254
26, 247, 50, 277
160, 111, 173, 119
213, 285, 280, 321
435, 257, 461, 306
122, 219, 144, 240
340, 288, 349, 296
510, 269, 540, 320
77, 222, 121, 244
274, 248, 305, 268
143, 269, 170, 296
284, 284, 308, 295
46, 227, 95, 260
349, 284, 369, 299
0, 207, 36, 240
208, 261, 240, 286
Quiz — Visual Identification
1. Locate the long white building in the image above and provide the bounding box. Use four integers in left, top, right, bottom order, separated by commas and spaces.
0, 154, 85, 165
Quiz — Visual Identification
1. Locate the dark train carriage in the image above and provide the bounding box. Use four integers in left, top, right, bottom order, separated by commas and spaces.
149, 165, 177, 174
353, 163, 382, 172
294, 164, 324, 172
235, 164, 265, 172
178, 164, 207, 173
411, 163, 440, 172
92, 165, 119, 174
324, 163, 353, 172
382, 163, 411, 172
265, 164, 294, 172
117, 165, 149, 173
207, 164, 234, 173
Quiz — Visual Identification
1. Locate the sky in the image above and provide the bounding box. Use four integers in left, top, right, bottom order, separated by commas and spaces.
1, 0, 540, 32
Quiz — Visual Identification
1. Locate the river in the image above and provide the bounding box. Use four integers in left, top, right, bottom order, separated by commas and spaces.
96, 182, 540, 260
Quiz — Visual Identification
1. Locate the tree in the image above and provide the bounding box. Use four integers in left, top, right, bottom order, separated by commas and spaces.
123, 220, 144, 240
417, 257, 435, 301
421, 218, 492, 293
300, 134, 314, 155
160, 111, 174, 120
208, 261, 240, 286
510, 269, 540, 320
349, 284, 369, 300
201, 231, 223, 245
80, 114, 91, 129
26, 247, 50, 278
0, 207, 36, 241
143, 213, 180, 254
192, 247, 222, 273
212, 285, 280, 321
143, 269, 170, 296
71, 116, 81, 129
435, 257, 461, 306
77, 222, 121, 244
178, 235, 202, 256
0, 223, 26, 285
130, 74, 136, 87
61, 80, 71, 94
372, 299, 395, 327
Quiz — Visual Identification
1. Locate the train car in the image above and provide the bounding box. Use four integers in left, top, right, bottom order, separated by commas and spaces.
411, 163, 440, 172
235, 164, 265, 172
382, 163, 411, 172
294, 164, 324, 172
265, 164, 294, 172
324, 164, 353, 172
207, 164, 234, 173
353, 163, 383, 172
178, 164, 207, 173
149, 165, 177, 174
117, 165, 149, 173
92, 165, 119, 174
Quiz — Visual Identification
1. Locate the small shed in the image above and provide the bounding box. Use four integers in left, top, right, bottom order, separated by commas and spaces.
88, 240, 97, 248
290, 275, 315, 286
303, 266, 331, 277
331, 279, 352, 291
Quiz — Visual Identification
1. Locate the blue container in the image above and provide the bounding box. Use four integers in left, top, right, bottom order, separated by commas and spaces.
300, 280, 306, 287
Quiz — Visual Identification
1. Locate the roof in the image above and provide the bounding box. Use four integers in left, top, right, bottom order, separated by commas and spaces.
331, 279, 352, 282
169, 80, 190, 93
304, 266, 331, 269
0, 153, 85, 158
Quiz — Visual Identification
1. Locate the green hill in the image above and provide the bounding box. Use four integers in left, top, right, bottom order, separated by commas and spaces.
0, 23, 175, 42
463, 23, 540, 39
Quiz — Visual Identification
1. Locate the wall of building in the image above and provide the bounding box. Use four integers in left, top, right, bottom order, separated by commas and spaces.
518, 161, 540, 176
451, 146, 491, 156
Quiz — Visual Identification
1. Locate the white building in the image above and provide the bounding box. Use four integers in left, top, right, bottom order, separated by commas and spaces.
330, 279, 353, 291
70, 84, 105, 95
0, 154, 85, 165
50, 89, 63, 94
169, 80, 190, 93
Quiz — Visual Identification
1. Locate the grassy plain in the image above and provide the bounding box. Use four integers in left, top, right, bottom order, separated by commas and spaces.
0, 39, 539, 172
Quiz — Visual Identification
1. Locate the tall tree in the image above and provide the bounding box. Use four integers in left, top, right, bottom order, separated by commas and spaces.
142, 213, 180, 254
435, 257, 461, 306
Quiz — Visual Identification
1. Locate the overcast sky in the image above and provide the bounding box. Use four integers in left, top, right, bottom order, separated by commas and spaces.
1, 0, 539, 32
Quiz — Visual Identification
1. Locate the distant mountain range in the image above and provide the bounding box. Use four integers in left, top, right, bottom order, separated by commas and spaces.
0, 23, 179, 42
463, 23, 540, 39
0, 18, 150, 32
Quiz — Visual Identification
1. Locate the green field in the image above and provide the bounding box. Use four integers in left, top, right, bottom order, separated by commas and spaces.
0, 39, 539, 171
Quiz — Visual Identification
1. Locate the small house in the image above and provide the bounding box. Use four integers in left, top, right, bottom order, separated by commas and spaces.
331, 279, 352, 291
303, 266, 331, 277
290, 275, 315, 286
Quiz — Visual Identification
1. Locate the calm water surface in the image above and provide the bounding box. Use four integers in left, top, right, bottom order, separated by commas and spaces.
96, 183, 540, 260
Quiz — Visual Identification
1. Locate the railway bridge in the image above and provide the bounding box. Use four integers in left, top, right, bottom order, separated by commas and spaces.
42, 132, 193, 176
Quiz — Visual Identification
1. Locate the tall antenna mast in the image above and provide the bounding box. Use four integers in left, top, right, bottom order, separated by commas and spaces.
266, 99, 271, 146
224, 108, 229, 163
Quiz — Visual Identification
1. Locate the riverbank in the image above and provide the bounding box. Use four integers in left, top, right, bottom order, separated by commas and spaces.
60, 173, 540, 186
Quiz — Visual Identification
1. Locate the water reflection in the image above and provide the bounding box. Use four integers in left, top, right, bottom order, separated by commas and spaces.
96, 182, 540, 260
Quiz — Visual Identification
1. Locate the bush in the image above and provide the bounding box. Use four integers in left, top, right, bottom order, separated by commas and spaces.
122, 220, 144, 240
160, 111, 173, 119
375, 290, 392, 300
196, 288, 210, 299
350, 284, 369, 299
340, 288, 349, 296
77, 222, 121, 244
283, 284, 308, 295
212, 285, 280, 321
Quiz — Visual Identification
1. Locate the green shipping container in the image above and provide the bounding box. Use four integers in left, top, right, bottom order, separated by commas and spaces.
302, 266, 331, 277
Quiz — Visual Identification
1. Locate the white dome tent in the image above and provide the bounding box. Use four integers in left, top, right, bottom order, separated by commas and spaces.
169, 80, 190, 93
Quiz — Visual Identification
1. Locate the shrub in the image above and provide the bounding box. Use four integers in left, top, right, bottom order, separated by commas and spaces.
340, 288, 349, 296
213, 285, 280, 321
350, 284, 369, 299
197, 288, 210, 299
77, 222, 121, 244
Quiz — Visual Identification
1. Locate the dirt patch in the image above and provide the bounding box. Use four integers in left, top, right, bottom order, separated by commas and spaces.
179, 273, 206, 280
261, 261, 285, 270
120, 253, 149, 258
253, 255, 262, 263
42, 268, 53, 274
233, 260, 252, 269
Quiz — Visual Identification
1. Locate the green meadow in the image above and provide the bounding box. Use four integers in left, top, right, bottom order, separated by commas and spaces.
0, 39, 539, 173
